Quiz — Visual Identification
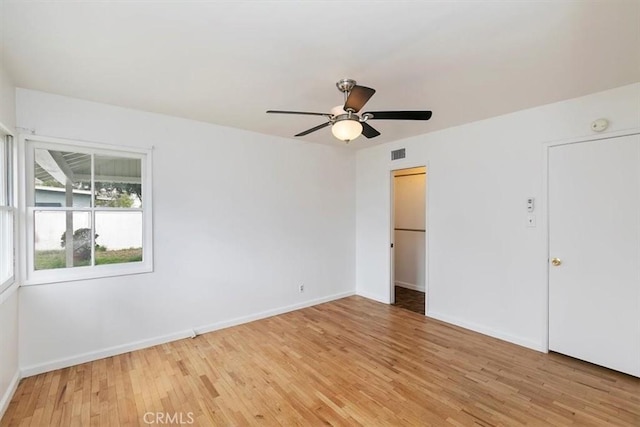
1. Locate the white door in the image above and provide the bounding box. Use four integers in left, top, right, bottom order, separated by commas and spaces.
548, 133, 640, 377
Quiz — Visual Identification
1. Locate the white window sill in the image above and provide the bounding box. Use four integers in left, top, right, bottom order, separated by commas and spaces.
24, 262, 153, 286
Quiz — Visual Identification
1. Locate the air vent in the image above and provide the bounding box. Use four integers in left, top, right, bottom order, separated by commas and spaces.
391, 148, 406, 160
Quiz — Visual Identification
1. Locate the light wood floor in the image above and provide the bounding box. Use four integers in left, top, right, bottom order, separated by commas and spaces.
2, 296, 639, 426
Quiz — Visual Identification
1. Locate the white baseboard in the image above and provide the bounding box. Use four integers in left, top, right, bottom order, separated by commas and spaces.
394, 281, 425, 292
427, 310, 546, 352
21, 290, 355, 378
0, 370, 20, 420
355, 289, 389, 304
21, 329, 195, 378
194, 291, 355, 335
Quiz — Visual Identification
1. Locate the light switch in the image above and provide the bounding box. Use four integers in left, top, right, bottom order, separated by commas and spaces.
527, 198, 535, 213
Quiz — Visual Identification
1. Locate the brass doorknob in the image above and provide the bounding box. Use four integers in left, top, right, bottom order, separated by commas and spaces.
551, 258, 562, 266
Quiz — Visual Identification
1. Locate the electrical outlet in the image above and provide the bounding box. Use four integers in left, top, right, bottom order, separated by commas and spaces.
527, 214, 536, 228
299, 284, 304, 293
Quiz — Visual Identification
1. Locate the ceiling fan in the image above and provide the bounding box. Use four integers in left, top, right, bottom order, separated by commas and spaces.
266, 78, 432, 143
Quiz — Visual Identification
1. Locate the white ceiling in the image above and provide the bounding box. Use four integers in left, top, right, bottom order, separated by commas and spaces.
1, 0, 639, 149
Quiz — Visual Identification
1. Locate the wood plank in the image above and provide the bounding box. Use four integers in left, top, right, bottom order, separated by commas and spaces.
2, 296, 639, 426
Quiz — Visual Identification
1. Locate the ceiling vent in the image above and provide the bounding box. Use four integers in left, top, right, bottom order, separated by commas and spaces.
391, 148, 406, 161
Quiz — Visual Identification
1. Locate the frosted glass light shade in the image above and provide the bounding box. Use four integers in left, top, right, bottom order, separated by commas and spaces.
331, 119, 362, 142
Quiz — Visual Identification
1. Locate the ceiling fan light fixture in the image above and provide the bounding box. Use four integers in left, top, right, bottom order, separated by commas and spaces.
330, 105, 362, 142
332, 118, 362, 142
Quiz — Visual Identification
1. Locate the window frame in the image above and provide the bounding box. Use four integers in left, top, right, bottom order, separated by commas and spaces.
23, 135, 153, 285
0, 128, 16, 295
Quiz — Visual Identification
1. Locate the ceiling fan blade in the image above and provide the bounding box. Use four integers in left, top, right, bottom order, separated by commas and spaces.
267, 110, 331, 117
343, 85, 376, 113
361, 122, 381, 139
365, 111, 432, 120
294, 122, 330, 137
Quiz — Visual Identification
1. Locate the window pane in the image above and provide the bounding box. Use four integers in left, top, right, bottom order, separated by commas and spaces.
94, 155, 142, 208
95, 211, 142, 265
0, 210, 13, 283
35, 211, 92, 270
34, 149, 91, 207
28, 140, 152, 284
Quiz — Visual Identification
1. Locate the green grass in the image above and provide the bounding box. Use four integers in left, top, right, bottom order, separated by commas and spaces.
35, 248, 143, 270
96, 248, 143, 265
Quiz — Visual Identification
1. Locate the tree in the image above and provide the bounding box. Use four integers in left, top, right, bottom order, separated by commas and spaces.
95, 182, 141, 207
60, 228, 100, 262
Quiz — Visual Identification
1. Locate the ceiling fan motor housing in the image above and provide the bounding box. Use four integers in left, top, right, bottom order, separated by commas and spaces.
330, 105, 358, 121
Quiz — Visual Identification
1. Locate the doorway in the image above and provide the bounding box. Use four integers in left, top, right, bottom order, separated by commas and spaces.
391, 166, 426, 315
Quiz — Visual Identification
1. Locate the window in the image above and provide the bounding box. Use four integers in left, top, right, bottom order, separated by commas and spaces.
25, 136, 153, 284
0, 134, 15, 293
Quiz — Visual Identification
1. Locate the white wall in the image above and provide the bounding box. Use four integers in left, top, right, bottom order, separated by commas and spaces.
356, 82, 640, 351
0, 290, 18, 418
0, 78, 15, 132
0, 62, 20, 417
16, 89, 356, 374
393, 172, 426, 291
